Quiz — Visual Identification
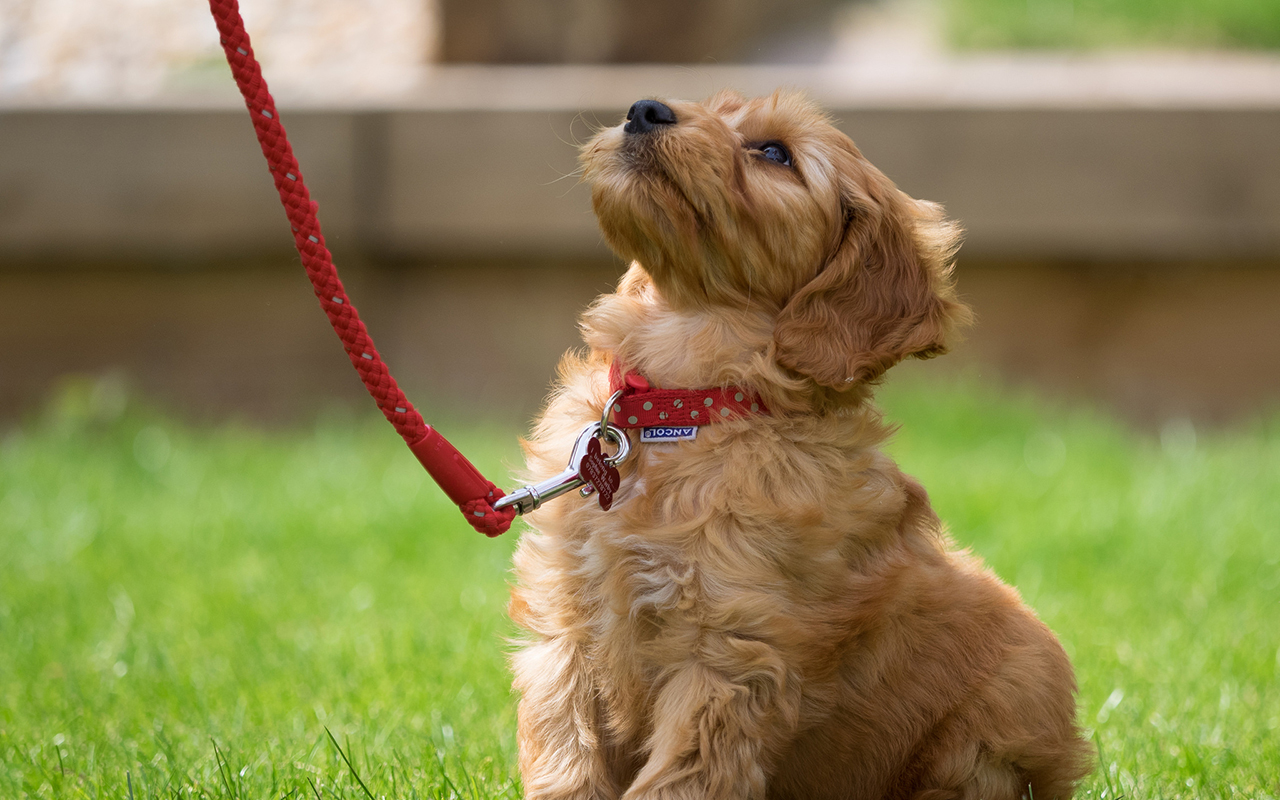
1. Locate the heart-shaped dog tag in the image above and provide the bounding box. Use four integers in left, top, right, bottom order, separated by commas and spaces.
578, 436, 621, 510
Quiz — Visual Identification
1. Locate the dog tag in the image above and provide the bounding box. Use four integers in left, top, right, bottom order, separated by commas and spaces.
577, 436, 621, 510
493, 422, 631, 515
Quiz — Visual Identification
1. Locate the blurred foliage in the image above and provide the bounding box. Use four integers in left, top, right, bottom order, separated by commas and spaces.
945, 0, 1280, 50
1, 374, 1278, 797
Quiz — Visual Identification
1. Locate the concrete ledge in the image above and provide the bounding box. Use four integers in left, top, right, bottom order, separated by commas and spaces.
6, 260, 1278, 425
3, 61, 1280, 264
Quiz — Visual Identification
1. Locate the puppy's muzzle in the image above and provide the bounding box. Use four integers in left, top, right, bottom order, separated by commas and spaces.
625, 100, 677, 135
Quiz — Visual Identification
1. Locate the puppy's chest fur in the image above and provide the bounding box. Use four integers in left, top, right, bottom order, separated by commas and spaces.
513, 380, 918, 742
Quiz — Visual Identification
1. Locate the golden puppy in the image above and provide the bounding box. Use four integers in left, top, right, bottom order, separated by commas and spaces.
509, 90, 1090, 800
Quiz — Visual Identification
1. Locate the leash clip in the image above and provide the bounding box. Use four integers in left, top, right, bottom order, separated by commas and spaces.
493, 417, 632, 515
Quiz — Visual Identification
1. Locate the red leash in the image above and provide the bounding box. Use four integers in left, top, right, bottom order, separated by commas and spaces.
207, 0, 515, 536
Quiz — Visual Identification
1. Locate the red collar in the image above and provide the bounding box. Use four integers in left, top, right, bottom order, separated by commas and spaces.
607, 362, 769, 429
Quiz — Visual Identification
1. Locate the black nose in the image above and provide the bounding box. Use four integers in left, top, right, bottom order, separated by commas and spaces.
624, 100, 676, 135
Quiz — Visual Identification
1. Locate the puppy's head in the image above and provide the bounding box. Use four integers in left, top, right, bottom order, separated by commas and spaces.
581, 89, 970, 389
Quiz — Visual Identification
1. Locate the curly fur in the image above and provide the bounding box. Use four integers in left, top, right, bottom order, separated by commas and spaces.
509, 90, 1090, 800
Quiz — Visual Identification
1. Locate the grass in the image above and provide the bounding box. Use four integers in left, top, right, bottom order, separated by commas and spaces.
2, 375, 1279, 799
943, 0, 1280, 51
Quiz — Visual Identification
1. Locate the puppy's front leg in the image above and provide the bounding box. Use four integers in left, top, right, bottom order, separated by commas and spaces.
515, 636, 618, 800
622, 655, 792, 800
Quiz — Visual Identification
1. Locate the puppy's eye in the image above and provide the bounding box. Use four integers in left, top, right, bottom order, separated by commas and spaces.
758, 142, 792, 167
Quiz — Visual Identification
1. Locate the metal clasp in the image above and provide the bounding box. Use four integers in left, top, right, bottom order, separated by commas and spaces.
493, 419, 632, 515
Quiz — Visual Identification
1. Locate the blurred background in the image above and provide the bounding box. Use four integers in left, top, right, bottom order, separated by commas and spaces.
2, 0, 1279, 429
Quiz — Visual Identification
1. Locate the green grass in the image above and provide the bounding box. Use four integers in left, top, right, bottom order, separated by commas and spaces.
944, 0, 1280, 50
2, 376, 1279, 798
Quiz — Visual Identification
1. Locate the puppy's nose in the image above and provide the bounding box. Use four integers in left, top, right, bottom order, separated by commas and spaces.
624, 100, 676, 135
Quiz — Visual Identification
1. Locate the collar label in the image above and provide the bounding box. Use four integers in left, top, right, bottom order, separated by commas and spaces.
640, 425, 699, 443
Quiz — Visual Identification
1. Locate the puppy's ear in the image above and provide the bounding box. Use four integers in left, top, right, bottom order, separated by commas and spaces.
773, 168, 970, 388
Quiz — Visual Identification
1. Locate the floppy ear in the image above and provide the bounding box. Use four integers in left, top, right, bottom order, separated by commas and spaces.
773, 170, 970, 388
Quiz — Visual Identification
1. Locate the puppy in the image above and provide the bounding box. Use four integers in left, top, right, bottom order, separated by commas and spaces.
509, 90, 1090, 800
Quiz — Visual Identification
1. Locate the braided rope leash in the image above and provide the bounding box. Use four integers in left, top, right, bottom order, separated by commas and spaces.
207, 0, 515, 536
